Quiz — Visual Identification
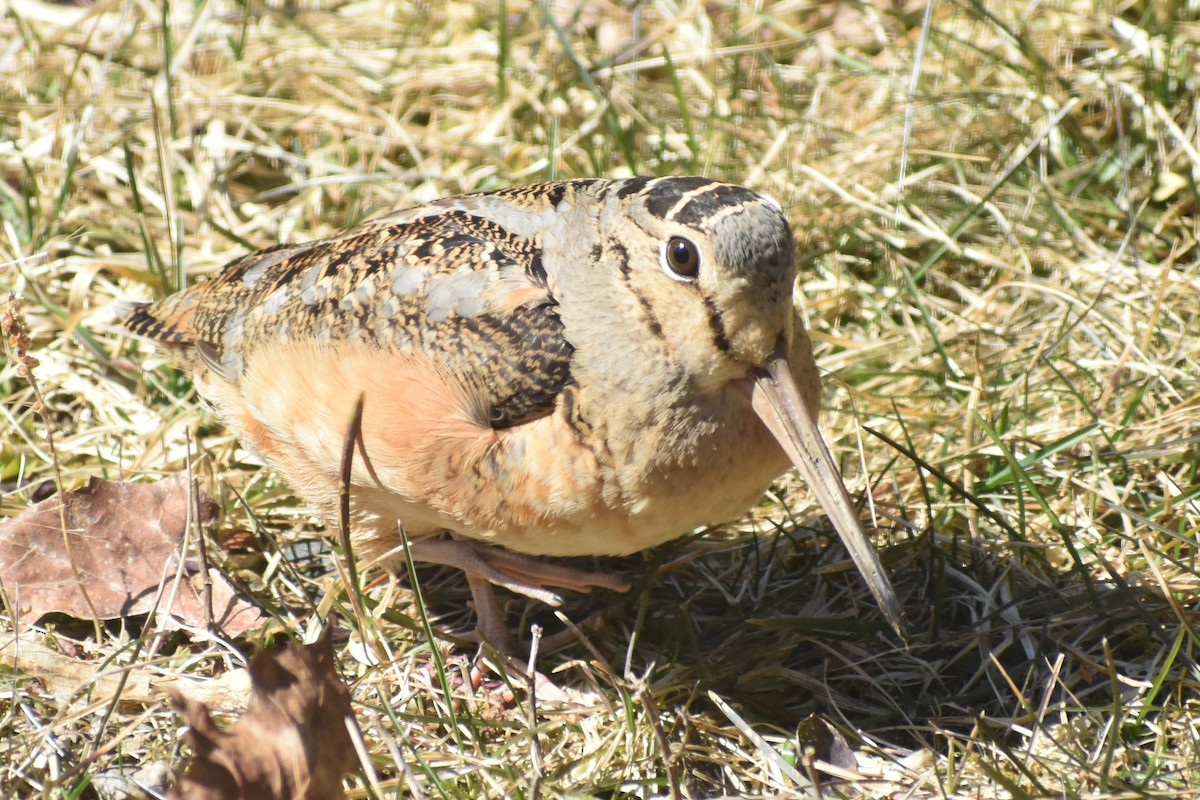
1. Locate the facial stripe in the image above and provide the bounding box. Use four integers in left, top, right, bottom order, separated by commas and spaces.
700, 292, 731, 353
610, 235, 665, 340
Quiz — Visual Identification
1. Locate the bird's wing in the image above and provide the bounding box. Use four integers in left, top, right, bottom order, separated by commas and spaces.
122, 209, 573, 430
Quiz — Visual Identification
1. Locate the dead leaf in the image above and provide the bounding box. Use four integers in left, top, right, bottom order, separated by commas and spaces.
168, 625, 359, 800
0, 474, 263, 635
0, 632, 153, 704
0, 631, 254, 707
796, 714, 858, 772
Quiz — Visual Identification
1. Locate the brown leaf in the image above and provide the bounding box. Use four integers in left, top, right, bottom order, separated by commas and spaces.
168, 625, 359, 800
796, 714, 858, 772
0, 631, 253, 706
0, 474, 263, 635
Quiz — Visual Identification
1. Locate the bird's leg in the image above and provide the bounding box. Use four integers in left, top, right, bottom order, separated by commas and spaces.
467, 544, 632, 594
402, 536, 631, 655
464, 570, 521, 655
422, 544, 624, 695
406, 537, 631, 605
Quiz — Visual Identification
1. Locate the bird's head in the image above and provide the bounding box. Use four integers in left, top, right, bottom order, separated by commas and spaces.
572, 176, 905, 636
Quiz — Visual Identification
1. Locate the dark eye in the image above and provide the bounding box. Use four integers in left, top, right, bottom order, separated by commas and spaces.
663, 236, 700, 279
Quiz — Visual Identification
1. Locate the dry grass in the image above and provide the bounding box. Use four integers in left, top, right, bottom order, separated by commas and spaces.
2, 0, 1199, 797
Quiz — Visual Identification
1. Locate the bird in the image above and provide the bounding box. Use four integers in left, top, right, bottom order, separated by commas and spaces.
120, 176, 904, 652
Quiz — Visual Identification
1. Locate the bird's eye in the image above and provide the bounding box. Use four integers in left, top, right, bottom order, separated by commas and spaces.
662, 236, 700, 280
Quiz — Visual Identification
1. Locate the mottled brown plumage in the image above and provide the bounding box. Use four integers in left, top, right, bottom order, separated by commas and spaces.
123, 176, 903, 650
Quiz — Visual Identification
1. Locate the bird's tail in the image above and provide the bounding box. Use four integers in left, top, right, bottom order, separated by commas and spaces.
112, 295, 197, 344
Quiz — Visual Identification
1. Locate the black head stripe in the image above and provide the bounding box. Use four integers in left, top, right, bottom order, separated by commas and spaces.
642, 177, 717, 219
671, 184, 764, 227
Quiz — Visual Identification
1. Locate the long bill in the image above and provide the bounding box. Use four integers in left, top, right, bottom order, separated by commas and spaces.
746, 341, 906, 640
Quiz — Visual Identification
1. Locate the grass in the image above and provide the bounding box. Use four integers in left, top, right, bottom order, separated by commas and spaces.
2, 0, 1199, 797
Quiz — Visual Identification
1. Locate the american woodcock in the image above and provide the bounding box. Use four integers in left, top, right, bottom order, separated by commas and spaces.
122, 176, 904, 650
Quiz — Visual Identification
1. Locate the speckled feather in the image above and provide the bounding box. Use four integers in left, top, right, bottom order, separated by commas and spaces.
125, 194, 580, 430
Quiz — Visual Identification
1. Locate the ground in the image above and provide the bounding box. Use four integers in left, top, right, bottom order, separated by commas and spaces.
1, 1, 1199, 797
